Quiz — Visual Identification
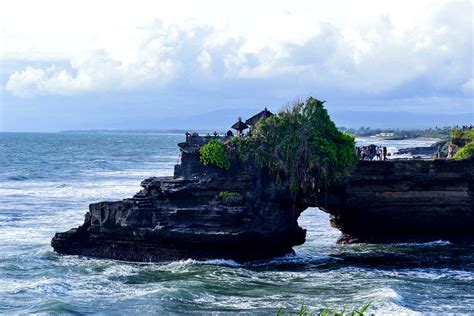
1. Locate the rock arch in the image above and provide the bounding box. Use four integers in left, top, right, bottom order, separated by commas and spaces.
52, 136, 474, 262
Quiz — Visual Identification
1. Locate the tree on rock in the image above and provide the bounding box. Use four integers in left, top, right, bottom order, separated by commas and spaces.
234, 97, 356, 194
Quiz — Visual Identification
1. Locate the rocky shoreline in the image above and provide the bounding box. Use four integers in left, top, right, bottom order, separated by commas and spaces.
52, 135, 474, 262
396, 140, 445, 157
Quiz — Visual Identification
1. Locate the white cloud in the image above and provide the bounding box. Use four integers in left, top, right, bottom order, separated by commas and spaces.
5, 66, 47, 97
6, 50, 178, 97
197, 50, 212, 70
2, 0, 473, 99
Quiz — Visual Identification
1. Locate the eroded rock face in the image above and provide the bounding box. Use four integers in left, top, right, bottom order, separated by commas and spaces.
52, 134, 474, 262
51, 135, 306, 262
321, 159, 474, 243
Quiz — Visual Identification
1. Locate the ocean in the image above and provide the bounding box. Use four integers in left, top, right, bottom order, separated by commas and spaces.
0, 132, 472, 314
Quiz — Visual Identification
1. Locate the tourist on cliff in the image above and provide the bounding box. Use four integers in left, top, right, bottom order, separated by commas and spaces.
447, 144, 453, 158
370, 144, 376, 160
365, 147, 370, 160
383, 146, 387, 160
376, 146, 381, 161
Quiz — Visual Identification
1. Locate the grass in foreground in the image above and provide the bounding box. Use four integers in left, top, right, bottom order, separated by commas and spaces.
277, 302, 372, 316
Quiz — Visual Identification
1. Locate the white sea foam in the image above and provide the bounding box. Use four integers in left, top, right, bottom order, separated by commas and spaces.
375, 287, 403, 301
160, 258, 206, 271
355, 137, 441, 159
0, 168, 174, 205
102, 264, 140, 277
0, 277, 57, 295
196, 258, 242, 267
0, 180, 140, 202
360, 287, 422, 315
371, 305, 420, 316
160, 252, 329, 269
82, 168, 173, 179
355, 137, 441, 149
387, 268, 474, 282
245, 251, 330, 267
390, 240, 452, 247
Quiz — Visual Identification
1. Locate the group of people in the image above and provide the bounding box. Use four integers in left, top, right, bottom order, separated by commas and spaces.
355, 145, 388, 161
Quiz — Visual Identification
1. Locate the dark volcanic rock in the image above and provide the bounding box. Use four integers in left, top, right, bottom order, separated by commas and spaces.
52, 135, 305, 262
321, 159, 474, 243
52, 134, 474, 262
397, 140, 445, 157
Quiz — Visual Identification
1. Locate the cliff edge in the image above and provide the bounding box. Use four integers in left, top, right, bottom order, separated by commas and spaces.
322, 159, 474, 243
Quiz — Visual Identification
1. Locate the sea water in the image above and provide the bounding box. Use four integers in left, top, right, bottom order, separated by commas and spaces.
0, 132, 472, 314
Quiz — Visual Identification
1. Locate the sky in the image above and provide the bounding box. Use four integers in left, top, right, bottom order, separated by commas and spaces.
0, 0, 473, 132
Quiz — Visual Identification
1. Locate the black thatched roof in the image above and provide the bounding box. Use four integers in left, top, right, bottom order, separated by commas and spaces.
231, 118, 249, 131
245, 107, 273, 125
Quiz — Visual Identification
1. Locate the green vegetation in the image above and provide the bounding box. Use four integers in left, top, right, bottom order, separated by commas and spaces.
454, 142, 474, 159
277, 302, 371, 316
199, 139, 230, 169
450, 128, 474, 160
218, 191, 243, 203
451, 128, 474, 147
233, 97, 356, 193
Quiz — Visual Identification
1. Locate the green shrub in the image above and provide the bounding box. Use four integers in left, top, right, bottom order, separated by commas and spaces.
199, 139, 230, 169
218, 191, 243, 203
451, 129, 474, 147
454, 142, 474, 159
233, 97, 356, 194
277, 302, 371, 316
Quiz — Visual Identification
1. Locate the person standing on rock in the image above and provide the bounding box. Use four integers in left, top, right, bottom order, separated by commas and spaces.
383, 146, 387, 161
375, 146, 381, 161
447, 144, 453, 159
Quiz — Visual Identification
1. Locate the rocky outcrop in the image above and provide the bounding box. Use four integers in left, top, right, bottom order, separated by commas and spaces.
397, 140, 445, 157
52, 135, 474, 262
52, 135, 305, 262
321, 159, 474, 243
